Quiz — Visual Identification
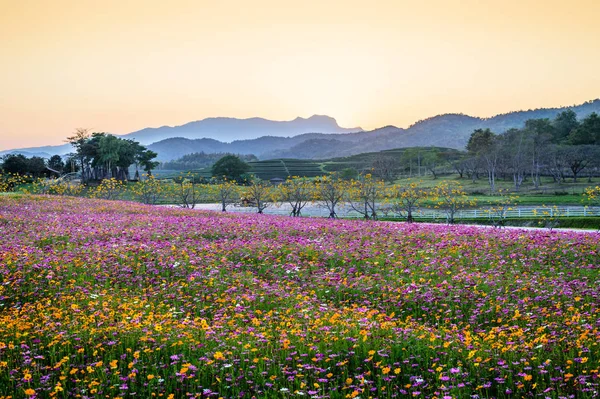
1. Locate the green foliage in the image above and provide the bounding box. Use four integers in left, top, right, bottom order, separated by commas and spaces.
339, 167, 359, 181
568, 112, 600, 145
163, 152, 258, 170
1, 154, 48, 177
211, 155, 251, 181
66, 129, 158, 182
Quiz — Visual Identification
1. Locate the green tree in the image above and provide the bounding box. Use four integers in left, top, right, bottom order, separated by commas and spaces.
27, 157, 47, 177
1, 154, 29, 175
211, 155, 250, 181
47, 155, 65, 174
467, 129, 500, 192
66, 128, 91, 182
568, 112, 600, 145
136, 147, 159, 176
552, 109, 579, 143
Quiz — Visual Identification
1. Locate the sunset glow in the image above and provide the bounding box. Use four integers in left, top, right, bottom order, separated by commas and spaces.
1, 0, 599, 149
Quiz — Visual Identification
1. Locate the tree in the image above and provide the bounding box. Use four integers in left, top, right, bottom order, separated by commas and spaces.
211, 155, 250, 181
137, 148, 159, 176
552, 109, 579, 143
209, 179, 240, 212
66, 128, 92, 182
430, 181, 475, 224
563, 145, 597, 182
568, 112, 600, 145
48, 155, 65, 174
133, 174, 164, 205
501, 128, 527, 191
277, 177, 314, 217
387, 182, 429, 223
97, 134, 122, 179
346, 174, 384, 220
523, 120, 553, 189
467, 128, 499, 193
371, 155, 399, 183
314, 174, 347, 218
244, 180, 273, 214
339, 167, 359, 181
421, 149, 442, 180
27, 157, 47, 178
1, 154, 29, 175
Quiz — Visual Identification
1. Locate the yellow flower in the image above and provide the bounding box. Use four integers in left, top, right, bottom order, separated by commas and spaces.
147, 374, 155, 380
382, 366, 391, 375
24, 388, 36, 396
346, 378, 353, 385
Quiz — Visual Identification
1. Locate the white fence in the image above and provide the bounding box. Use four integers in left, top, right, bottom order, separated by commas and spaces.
188, 203, 600, 220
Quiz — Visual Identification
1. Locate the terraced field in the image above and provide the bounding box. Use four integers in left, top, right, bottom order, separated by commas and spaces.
248, 159, 323, 180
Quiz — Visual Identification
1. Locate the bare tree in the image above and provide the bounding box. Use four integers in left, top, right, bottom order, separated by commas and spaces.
371, 155, 399, 183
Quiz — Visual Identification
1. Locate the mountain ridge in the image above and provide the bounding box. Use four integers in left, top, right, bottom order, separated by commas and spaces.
2, 99, 599, 161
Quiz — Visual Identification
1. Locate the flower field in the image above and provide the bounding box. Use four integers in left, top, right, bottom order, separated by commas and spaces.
0, 196, 599, 399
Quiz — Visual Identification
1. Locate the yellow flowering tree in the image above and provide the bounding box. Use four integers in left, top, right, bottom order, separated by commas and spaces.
208, 179, 240, 212
386, 181, 430, 223
132, 174, 164, 205
430, 181, 476, 224
276, 177, 314, 217
244, 180, 274, 214
89, 178, 124, 200
346, 174, 385, 220
314, 174, 348, 219
486, 189, 518, 228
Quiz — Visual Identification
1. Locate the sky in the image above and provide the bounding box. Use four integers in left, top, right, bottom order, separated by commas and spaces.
1, 0, 600, 150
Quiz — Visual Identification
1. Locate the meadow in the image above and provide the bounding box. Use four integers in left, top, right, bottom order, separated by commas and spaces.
0, 195, 599, 399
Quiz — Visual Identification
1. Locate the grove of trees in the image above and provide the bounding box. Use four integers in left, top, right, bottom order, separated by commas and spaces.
66, 128, 158, 182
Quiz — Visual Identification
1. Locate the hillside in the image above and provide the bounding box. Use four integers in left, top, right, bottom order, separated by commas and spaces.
3, 99, 599, 160
150, 99, 600, 160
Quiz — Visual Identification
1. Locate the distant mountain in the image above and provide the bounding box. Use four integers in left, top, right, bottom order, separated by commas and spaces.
121, 114, 362, 144
150, 99, 600, 160
3, 99, 600, 161
0, 115, 361, 158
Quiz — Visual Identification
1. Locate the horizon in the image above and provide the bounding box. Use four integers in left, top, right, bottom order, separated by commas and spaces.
2, 97, 599, 152
2, 0, 600, 150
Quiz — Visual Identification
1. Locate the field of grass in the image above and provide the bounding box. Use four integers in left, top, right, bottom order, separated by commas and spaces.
1, 195, 599, 398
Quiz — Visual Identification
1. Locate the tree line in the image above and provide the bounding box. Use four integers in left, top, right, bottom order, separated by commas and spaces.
464, 111, 600, 192
364, 111, 600, 190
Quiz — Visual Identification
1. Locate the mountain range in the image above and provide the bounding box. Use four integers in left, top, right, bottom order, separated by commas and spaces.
2, 99, 599, 161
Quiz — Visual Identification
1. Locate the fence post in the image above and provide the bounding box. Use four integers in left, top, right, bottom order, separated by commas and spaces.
518, 208, 521, 217
474, 210, 477, 218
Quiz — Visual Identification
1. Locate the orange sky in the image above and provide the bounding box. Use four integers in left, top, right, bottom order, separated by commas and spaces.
1, 0, 600, 150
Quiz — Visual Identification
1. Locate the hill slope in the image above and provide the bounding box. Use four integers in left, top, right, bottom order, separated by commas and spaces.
3, 99, 599, 160
148, 99, 600, 160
